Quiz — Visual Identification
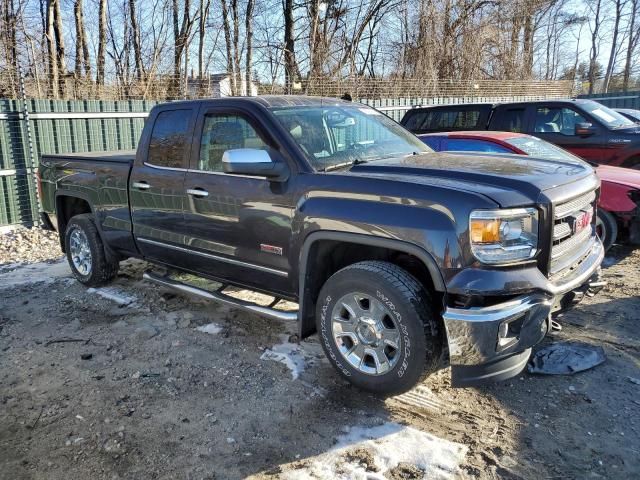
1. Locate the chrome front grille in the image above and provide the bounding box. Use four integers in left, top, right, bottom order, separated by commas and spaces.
550, 190, 597, 278
554, 191, 596, 219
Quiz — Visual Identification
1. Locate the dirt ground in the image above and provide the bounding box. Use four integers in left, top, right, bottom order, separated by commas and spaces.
0, 233, 639, 479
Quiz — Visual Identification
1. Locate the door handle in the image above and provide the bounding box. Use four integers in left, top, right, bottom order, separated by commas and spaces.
132, 181, 151, 190
186, 188, 209, 198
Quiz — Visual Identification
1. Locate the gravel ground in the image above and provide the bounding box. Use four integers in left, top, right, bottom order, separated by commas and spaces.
0, 227, 61, 267
0, 228, 639, 479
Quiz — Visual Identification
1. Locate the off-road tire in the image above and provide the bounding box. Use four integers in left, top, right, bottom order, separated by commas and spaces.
596, 209, 618, 251
65, 214, 119, 286
316, 260, 442, 395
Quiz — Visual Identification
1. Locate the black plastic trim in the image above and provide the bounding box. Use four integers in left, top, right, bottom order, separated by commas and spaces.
451, 348, 531, 387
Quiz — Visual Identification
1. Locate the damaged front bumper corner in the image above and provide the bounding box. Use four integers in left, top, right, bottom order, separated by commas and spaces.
443, 239, 605, 387
443, 294, 552, 387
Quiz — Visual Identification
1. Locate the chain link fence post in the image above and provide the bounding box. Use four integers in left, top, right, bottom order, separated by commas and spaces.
18, 63, 40, 226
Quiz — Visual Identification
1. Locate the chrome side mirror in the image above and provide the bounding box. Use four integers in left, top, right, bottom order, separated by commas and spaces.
222, 149, 289, 181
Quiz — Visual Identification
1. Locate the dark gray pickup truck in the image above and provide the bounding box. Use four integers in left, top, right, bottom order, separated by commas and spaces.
39, 96, 605, 394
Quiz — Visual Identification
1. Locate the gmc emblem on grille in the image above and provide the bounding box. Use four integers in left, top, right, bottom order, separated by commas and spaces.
573, 210, 593, 233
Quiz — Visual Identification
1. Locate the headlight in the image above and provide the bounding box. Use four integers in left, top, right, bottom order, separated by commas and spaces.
469, 208, 538, 264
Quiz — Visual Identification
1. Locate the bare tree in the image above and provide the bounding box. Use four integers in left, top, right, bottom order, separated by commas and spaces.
44, 0, 58, 96
622, 0, 639, 90
246, 0, 254, 93
129, 0, 144, 80
283, 0, 296, 92
587, 0, 603, 94
603, 0, 625, 92
198, 0, 211, 79
220, 0, 236, 94
97, 0, 107, 86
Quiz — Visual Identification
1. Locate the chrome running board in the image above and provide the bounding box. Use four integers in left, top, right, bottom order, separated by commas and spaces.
143, 271, 298, 322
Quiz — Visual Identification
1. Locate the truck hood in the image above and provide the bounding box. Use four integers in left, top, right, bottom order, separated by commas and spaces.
349, 151, 595, 207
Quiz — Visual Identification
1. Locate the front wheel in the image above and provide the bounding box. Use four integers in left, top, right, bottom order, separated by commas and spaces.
596, 209, 618, 251
316, 261, 442, 395
65, 214, 119, 286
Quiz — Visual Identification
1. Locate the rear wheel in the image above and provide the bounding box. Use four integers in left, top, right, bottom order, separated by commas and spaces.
596, 209, 618, 251
65, 214, 119, 286
316, 261, 442, 394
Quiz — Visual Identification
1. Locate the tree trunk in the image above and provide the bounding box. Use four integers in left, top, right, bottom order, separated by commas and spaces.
231, 0, 241, 95
198, 0, 211, 80
308, 0, 321, 78
172, 0, 193, 98
245, 0, 254, 95
220, 0, 235, 95
74, 0, 91, 78
623, 0, 638, 91
97, 0, 107, 86
522, 13, 534, 78
129, 0, 144, 80
45, 0, 58, 97
588, 0, 602, 94
284, 0, 296, 93
52, 0, 66, 95
603, 0, 623, 92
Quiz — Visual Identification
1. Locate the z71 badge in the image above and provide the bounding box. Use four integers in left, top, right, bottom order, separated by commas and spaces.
260, 244, 283, 256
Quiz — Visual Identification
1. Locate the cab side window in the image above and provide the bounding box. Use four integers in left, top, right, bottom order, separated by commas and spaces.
436, 110, 481, 130
198, 114, 267, 172
534, 107, 587, 135
148, 109, 193, 168
498, 108, 526, 133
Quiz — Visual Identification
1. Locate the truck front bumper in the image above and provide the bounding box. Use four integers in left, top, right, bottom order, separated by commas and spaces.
444, 239, 605, 386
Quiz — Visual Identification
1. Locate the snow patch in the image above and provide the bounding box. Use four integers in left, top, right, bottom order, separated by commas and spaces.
0, 259, 70, 289
87, 287, 137, 306
195, 323, 222, 335
260, 335, 307, 380
281, 422, 467, 480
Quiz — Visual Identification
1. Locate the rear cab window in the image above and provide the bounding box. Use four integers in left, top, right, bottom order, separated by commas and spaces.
402, 106, 486, 133
147, 109, 194, 169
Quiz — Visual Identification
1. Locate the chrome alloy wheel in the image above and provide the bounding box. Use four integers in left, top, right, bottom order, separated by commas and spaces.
331, 292, 402, 375
69, 227, 92, 276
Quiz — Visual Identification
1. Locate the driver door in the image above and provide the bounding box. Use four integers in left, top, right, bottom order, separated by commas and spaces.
531, 104, 605, 161
180, 107, 295, 296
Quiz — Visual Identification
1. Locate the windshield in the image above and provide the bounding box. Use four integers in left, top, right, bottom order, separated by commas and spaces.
581, 101, 636, 129
270, 105, 431, 170
619, 109, 640, 122
505, 136, 583, 162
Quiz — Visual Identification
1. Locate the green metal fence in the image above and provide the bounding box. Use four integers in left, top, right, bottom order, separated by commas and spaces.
578, 91, 640, 110
0, 99, 156, 227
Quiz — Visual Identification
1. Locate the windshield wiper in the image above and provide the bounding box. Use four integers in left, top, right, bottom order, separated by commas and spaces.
322, 158, 369, 172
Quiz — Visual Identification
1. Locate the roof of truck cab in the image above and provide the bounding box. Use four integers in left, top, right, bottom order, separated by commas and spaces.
408, 98, 596, 111
154, 95, 356, 109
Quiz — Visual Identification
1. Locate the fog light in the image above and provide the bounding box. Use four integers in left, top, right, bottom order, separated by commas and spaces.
497, 314, 524, 351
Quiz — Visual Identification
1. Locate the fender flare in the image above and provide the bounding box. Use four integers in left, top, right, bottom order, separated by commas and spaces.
297, 231, 446, 338
54, 191, 114, 257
